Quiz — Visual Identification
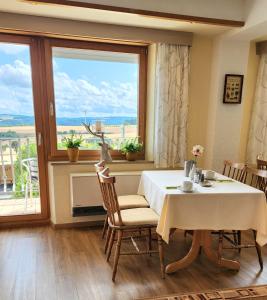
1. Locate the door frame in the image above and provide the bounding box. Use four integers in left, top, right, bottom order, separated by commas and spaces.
0, 33, 50, 225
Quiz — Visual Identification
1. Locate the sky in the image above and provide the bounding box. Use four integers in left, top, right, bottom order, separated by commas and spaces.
0, 42, 138, 119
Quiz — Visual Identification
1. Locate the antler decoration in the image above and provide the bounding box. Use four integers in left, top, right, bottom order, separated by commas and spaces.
82, 122, 112, 162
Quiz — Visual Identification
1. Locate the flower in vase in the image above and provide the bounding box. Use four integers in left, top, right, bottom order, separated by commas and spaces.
192, 145, 204, 162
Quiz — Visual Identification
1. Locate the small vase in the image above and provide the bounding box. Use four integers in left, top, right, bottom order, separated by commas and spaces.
126, 152, 137, 161
67, 148, 79, 162
189, 163, 196, 180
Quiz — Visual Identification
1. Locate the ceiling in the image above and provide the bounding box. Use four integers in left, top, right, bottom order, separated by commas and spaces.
0, 0, 244, 36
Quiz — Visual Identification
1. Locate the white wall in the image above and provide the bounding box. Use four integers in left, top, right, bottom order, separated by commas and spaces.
205, 37, 250, 171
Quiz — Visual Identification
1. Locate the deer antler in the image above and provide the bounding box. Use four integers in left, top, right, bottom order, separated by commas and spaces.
83, 122, 104, 140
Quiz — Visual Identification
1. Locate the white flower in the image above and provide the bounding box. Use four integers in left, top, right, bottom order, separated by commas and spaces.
192, 145, 204, 157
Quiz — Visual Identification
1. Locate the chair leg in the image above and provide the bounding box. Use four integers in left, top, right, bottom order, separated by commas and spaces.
233, 230, 238, 245
24, 183, 28, 212
253, 230, 263, 270
237, 230, 242, 253
107, 229, 115, 262
104, 226, 111, 254
112, 230, 123, 282
148, 228, 152, 256
218, 230, 224, 263
157, 235, 165, 279
102, 215, 108, 239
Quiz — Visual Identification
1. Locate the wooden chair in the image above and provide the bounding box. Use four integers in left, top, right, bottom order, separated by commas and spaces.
98, 167, 164, 281
222, 160, 246, 181
257, 158, 267, 171
220, 161, 247, 247
219, 167, 266, 270
243, 167, 267, 197
94, 161, 149, 241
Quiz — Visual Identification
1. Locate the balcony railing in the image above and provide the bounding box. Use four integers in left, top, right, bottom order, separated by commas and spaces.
0, 137, 36, 197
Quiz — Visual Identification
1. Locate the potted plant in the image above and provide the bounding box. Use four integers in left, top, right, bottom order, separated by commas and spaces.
120, 138, 143, 161
62, 134, 83, 162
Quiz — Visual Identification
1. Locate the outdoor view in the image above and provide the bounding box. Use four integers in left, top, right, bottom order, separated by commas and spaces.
52, 47, 139, 150
0, 41, 40, 216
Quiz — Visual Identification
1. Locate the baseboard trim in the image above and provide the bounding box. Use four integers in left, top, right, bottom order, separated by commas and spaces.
51, 220, 104, 229
0, 218, 50, 228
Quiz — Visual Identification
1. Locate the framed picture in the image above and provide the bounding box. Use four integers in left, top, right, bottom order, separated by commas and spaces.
223, 74, 244, 104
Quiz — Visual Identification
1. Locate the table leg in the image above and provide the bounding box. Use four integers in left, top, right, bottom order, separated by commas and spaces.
202, 231, 240, 270
165, 231, 202, 273
165, 230, 240, 274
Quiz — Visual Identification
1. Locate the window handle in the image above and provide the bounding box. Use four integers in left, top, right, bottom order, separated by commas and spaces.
38, 132, 42, 146
50, 102, 54, 116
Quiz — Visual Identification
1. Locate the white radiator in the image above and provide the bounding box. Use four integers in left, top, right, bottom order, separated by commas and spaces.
70, 171, 141, 216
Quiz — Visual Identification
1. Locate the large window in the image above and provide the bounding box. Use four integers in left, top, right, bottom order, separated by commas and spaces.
45, 39, 147, 160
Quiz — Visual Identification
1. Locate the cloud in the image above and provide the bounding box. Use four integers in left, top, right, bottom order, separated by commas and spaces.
0, 60, 32, 88
53, 70, 137, 118
0, 59, 138, 118
0, 44, 28, 55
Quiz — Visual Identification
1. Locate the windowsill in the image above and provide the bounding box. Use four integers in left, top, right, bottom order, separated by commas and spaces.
49, 160, 154, 166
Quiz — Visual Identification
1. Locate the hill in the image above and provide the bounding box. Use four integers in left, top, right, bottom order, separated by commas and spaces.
0, 114, 137, 126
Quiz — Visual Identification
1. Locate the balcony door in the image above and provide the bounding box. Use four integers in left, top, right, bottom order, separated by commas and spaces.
0, 34, 49, 222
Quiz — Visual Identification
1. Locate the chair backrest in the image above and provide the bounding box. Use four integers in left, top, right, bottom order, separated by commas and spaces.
222, 160, 246, 182
94, 160, 106, 206
243, 167, 267, 197
98, 168, 122, 226
22, 158, 39, 181
257, 159, 267, 170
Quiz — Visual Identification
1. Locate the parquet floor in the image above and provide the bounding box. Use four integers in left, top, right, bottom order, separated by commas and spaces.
0, 226, 266, 300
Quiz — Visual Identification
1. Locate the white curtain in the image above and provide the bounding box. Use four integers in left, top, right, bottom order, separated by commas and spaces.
247, 54, 267, 163
154, 43, 190, 168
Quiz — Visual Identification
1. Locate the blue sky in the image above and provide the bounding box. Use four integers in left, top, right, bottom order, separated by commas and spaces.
0, 42, 138, 119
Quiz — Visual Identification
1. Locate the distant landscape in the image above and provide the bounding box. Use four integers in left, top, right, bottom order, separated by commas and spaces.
0, 114, 137, 127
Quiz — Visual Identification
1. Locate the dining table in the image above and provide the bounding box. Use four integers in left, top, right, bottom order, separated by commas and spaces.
137, 170, 267, 274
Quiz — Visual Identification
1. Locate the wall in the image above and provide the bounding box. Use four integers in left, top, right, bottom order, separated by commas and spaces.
205, 37, 251, 171
49, 161, 156, 225
238, 42, 260, 162
187, 35, 213, 167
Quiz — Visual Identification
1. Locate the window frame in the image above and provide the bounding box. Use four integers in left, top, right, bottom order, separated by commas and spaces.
0, 33, 50, 224
43, 38, 147, 161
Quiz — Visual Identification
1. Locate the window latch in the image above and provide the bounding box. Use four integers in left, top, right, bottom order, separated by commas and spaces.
50, 102, 54, 116
38, 132, 42, 146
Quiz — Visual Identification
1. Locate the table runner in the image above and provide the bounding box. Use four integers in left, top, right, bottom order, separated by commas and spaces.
138, 170, 267, 246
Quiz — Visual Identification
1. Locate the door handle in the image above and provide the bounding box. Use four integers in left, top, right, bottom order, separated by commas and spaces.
38, 132, 42, 146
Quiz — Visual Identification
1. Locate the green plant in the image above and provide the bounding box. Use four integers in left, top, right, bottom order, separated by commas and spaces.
120, 138, 143, 154
62, 134, 83, 149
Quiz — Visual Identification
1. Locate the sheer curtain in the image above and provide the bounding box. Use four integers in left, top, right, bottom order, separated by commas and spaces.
154, 43, 190, 168
247, 54, 267, 163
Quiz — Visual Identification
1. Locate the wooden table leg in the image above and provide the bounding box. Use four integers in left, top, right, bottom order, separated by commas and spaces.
202, 231, 240, 270
165, 231, 202, 273
165, 230, 240, 274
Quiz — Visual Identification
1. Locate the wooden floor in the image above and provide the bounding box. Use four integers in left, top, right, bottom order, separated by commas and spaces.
0, 226, 266, 300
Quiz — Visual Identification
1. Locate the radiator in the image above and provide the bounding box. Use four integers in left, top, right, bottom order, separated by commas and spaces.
70, 171, 141, 217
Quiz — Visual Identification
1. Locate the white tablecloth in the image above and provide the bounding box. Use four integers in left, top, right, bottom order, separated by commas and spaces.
138, 170, 267, 246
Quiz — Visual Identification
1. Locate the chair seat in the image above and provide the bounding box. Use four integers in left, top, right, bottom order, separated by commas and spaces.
114, 207, 159, 226
118, 195, 149, 209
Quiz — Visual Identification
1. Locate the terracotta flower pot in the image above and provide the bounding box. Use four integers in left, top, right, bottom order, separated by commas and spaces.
126, 152, 138, 161
67, 147, 79, 162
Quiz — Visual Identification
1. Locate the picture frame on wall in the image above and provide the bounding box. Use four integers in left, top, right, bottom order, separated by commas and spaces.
223, 74, 244, 104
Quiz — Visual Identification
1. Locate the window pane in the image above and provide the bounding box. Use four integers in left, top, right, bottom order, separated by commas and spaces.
0, 42, 40, 216
52, 47, 139, 150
